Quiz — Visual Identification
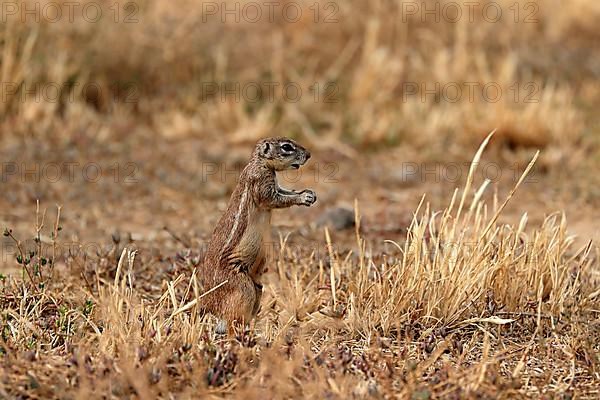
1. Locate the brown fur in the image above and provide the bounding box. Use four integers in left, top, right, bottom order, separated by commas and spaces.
199, 138, 316, 328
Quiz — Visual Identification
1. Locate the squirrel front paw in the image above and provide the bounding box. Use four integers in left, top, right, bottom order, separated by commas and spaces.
299, 189, 317, 206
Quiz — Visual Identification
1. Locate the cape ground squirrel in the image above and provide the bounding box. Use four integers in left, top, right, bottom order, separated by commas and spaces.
200, 137, 317, 331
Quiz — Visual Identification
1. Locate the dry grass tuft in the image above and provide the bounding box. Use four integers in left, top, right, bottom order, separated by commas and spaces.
0, 134, 598, 397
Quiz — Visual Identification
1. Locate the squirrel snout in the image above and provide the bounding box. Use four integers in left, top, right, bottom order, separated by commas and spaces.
305, 151, 311, 160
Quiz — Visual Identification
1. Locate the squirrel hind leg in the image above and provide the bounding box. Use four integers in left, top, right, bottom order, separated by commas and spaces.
220, 274, 257, 325
251, 283, 263, 317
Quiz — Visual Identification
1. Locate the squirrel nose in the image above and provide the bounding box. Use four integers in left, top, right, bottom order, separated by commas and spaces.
305, 151, 311, 160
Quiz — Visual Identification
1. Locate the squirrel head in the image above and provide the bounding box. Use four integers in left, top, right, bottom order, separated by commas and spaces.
254, 137, 311, 171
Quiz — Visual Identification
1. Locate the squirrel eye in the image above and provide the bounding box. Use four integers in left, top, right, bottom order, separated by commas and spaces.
281, 143, 294, 152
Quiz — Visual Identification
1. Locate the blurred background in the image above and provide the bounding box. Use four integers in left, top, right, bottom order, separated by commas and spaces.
1, 0, 599, 257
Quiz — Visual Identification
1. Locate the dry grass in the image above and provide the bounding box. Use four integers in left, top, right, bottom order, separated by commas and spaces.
0, 134, 598, 398
1, 0, 600, 398
1, 1, 599, 151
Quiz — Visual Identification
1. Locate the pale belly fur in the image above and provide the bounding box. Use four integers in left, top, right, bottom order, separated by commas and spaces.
234, 208, 271, 278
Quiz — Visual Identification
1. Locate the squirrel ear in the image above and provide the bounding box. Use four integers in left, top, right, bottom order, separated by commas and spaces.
261, 142, 270, 156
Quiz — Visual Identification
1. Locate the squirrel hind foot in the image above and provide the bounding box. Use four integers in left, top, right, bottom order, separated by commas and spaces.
215, 319, 228, 335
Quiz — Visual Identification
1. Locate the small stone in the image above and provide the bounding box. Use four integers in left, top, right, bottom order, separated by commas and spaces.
315, 207, 355, 231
